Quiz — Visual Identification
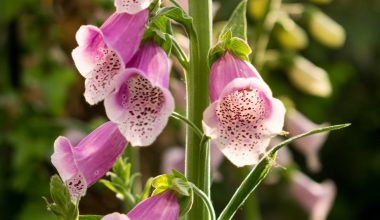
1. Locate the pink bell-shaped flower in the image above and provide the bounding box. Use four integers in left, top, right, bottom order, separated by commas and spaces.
104, 41, 175, 146
286, 109, 329, 172
290, 171, 336, 220
72, 10, 149, 105
102, 190, 180, 220
51, 121, 127, 202
203, 52, 286, 167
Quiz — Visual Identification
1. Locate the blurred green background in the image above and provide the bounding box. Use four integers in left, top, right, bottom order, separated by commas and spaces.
0, 0, 379, 219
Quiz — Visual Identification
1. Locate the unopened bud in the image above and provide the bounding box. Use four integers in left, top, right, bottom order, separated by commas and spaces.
248, 0, 268, 20
309, 10, 345, 48
288, 56, 332, 97
276, 15, 308, 49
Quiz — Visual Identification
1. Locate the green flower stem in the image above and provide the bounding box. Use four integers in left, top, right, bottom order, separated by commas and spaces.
253, 0, 282, 70
191, 183, 216, 220
186, 0, 212, 219
170, 35, 190, 72
171, 112, 203, 138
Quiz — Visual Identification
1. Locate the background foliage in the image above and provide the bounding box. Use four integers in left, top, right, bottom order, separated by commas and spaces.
0, 0, 379, 219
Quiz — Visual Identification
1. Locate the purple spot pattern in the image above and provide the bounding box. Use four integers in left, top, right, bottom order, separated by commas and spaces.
66, 173, 86, 202
120, 74, 165, 142
215, 88, 269, 161
85, 48, 122, 104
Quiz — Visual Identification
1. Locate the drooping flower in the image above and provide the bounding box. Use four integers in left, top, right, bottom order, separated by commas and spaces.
102, 190, 180, 220
290, 171, 336, 220
104, 41, 175, 146
286, 109, 329, 172
51, 121, 127, 202
203, 52, 286, 167
115, 0, 153, 14
72, 10, 149, 105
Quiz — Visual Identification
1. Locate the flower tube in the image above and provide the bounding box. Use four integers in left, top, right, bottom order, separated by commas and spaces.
290, 171, 336, 220
72, 10, 149, 104
203, 52, 286, 167
102, 190, 180, 220
286, 109, 329, 172
51, 121, 127, 202
105, 42, 175, 146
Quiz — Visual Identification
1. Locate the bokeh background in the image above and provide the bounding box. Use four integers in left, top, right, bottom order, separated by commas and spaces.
0, 0, 379, 219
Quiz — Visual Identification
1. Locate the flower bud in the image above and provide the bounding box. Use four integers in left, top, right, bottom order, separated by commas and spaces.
288, 56, 332, 97
309, 10, 345, 48
248, 0, 268, 20
276, 15, 308, 49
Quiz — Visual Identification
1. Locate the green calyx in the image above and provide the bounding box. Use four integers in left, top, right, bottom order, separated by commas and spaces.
152, 170, 194, 216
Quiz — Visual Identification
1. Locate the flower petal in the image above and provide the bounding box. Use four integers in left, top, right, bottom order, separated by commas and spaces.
290, 171, 336, 220
127, 41, 170, 88
83, 48, 123, 105
127, 190, 180, 220
101, 10, 149, 65
203, 77, 285, 167
286, 109, 329, 172
102, 212, 130, 220
51, 137, 87, 202
72, 25, 108, 77
51, 136, 79, 182
114, 0, 153, 14
209, 52, 262, 102
73, 121, 127, 186
105, 71, 175, 146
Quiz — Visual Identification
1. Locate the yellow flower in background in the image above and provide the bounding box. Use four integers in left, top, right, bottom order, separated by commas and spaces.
248, 0, 268, 20
288, 56, 332, 97
309, 10, 346, 48
276, 15, 308, 50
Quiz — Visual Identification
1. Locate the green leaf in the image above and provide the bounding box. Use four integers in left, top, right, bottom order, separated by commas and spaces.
153, 7, 196, 39
45, 175, 79, 220
99, 179, 119, 194
78, 215, 102, 220
152, 174, 173, 188
219, 0, 248, 41
226, 37, 252, 60
218, 123, 351, 220
139, 177, 153, 202
172, 178, 191, 196
178, 188, 194, 217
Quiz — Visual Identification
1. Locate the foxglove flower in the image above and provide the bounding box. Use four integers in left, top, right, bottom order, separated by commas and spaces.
290, 171, 336, 220
51, 121, 127, 202
286, 109, 329, 172
105, 41, 174, 146
72, 10, 149, 104
203, 52, 286, 167
102, 190, 180, 220
115, 0, 153, 14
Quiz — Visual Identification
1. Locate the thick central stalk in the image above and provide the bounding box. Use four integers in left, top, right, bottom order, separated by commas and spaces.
186, 0, 212, 219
